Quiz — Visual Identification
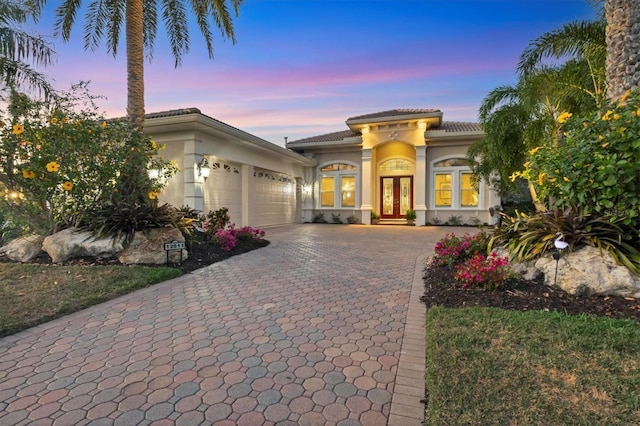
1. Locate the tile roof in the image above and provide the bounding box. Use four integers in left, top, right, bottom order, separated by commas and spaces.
286, 129, 361, 145
347, 108, 441, 121
144, 107, 202, 119
438, 121, 482, 132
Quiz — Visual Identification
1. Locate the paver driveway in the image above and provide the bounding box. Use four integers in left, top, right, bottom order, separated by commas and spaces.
0, 224, 463, 425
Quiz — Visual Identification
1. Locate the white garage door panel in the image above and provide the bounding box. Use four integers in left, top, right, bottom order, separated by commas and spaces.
203, 160, 242, 224
254, 169, 296, 227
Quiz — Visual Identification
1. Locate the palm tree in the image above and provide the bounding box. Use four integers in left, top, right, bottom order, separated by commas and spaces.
469, 14, 606, 197
605, 0, 640, 99
0, 0, 55, 98
28, 0, 242, 129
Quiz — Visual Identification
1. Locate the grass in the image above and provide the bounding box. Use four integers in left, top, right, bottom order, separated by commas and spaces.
0, 263, 181, 337
425, 306, 640, 425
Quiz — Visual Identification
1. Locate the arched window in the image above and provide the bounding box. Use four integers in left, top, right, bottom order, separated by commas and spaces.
318, 162, 358, 208
432, 157, 479, 208
379, 158, 413, 172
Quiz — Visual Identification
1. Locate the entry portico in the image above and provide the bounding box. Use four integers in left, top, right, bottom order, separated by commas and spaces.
287, 109, 499, 225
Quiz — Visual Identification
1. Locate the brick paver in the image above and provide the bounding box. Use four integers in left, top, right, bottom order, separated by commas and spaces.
0, 224, 463, 425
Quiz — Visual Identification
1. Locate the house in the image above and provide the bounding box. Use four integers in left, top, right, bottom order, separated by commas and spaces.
147, 107, 499, 227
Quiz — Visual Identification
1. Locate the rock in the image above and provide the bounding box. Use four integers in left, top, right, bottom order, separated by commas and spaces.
510, 260, 544, 281
0, 235, 45, 262
534, 246, 640, 298
42, 228, 124, 263
119, 227, 188, 265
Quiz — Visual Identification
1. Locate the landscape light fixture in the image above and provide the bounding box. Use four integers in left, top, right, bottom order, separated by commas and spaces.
197, 158, 211, 182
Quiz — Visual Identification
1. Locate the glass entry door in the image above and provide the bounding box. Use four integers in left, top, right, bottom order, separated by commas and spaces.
381, 176, 413, 218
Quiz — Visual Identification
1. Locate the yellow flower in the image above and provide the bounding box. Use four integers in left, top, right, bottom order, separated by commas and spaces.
529, 146, 541, 155
509, 172, 519, 182
523, 161, 531, 168
62, 181, 73, 191
547, 177, 556, 183
613, 113, 620, 120
602, 142, 609, 148
557, 112, 572, 124
101, 121, 107, 128
583, 122, 589, 128
537, 172, 546, 186
148, 191, 157, 200
150, 140, 158, 150
602, 110, 613, 121
22, 169, 35, 179
46, 161, 60, 172
50, 117, 58, 125
563, 177, 570, 182
598, 135, 604, 141
619, 89, 631, 105
12, 124, 24, 135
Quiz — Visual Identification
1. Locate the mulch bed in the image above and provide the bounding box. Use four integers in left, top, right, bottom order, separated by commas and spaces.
422, 265, 640, 322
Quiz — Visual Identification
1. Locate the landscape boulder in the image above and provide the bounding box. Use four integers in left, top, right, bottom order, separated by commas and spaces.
535, 246, 640, 298
42, 228, 124, 263
0, 235, 45, 262
118, 227, 188, 265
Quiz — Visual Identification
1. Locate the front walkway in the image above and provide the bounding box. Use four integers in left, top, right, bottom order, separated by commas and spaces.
0, 224, 466, 425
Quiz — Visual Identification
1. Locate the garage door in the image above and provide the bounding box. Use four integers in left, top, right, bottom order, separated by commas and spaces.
203, 158, 242, 224
253, 168, 297, 226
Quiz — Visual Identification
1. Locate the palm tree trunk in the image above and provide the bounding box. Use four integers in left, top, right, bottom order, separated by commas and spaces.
126, 0, 145, 129
605, 0, 640, 100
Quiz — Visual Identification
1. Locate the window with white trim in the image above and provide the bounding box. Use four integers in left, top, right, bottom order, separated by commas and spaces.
432, 158, 479, 209
318, 163, 358, 208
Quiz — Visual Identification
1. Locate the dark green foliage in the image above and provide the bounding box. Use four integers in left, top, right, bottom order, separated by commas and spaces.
203, 207, 230, 232
312, 212, 327, 223
331, 213, 342, 224
346, 215, 358, 224
490, 207, 640, 274
81, 202, 175, 243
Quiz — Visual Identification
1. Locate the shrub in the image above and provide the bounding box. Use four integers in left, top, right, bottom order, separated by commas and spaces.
490, 207, 640, 274
0, 84, 177, 235
430, 232, 490, 269
514, 89, 640, 228
347, 215, 358, 224
453, 252, 512, 290
82, 202, 175, 243
211, 224, 266, 252
202, 207, 230, 234
405, 209, 417, 220
331, 213, 342, 224
312, 212, 327, 223
446, 215, 463, 226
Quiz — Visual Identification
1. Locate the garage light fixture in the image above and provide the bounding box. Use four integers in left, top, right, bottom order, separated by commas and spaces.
197, 158, 211, 182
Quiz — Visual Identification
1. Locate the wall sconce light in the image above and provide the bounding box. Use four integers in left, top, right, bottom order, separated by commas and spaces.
197, 158, 211, 182
302, 184, 312, 194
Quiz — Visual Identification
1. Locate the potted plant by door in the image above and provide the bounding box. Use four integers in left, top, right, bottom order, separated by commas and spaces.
371, 211, 381, 225
405, 209, 416, 225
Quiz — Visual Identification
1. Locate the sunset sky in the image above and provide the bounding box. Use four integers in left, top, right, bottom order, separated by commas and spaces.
31, 0, 599, 146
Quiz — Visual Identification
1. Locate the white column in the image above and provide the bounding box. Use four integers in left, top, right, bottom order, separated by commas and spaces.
360, 148, 372, 224
241, 164, 253, 227
415, 145, 427, 226
184, 140, 204, 212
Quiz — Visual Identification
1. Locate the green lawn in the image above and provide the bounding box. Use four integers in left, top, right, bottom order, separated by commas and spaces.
425, 306, 640, 425
0, 263, 181, 337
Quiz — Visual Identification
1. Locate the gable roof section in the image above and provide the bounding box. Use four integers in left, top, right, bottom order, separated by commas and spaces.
285, 129, 361, 146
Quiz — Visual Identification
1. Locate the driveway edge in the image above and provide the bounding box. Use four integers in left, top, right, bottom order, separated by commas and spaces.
388, 253, 427, 425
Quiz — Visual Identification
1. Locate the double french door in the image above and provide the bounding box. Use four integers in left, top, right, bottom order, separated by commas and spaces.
380, 176, 413, 219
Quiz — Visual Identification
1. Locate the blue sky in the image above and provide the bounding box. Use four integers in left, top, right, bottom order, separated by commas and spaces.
31, 0, 599, 146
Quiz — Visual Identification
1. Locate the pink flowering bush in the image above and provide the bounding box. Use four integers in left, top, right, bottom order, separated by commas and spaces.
453, 252, 513, 290
212, 224, 266, 252
430, 232, 489, 269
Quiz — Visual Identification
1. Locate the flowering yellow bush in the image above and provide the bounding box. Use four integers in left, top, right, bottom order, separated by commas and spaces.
0, 84, 178, 234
